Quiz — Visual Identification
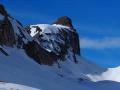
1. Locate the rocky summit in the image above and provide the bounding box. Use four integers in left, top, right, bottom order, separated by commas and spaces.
26, 18, 80, 65
54, 16, 74, 29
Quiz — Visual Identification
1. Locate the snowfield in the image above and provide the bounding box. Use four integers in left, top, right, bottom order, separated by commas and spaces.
0, 46, 120, 90
30, 24, 71, 37
0, 82, 40, 90
87, 66, 120, 82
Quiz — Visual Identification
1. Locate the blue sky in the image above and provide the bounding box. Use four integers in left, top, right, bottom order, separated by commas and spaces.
1, 0, 120, 67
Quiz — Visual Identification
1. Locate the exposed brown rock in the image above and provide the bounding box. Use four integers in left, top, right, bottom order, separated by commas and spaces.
24, 41, 58, 65
0, 17, 16, 46
54, 16, 74, 29
25, 16, 81, 65
0, 5, 27, 48
54, 16, 80, 54
0, 4, 16, 47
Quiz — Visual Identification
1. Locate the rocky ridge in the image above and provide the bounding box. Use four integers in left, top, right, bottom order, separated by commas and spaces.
0, 4, 80, 66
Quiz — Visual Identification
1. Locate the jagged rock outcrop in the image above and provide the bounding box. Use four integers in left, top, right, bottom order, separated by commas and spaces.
0, 5, 8, 16
24, 41, 58, 65
54, 16, 73, 29
54, 16, 80, 55
0, 5, 15, 46
27, 17, 80, 65
0, 4, 32, 48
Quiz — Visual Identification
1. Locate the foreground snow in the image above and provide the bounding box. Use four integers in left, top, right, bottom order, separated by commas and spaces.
0, 47, 120, 90
0, 82, 40, 90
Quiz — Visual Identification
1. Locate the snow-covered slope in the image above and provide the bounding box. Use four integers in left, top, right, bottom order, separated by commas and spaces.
87, 66, 120, 82
0, 82, 39, 90
0, 47, 120, 90
0, 47, 92, 90
30, 24, 70, 53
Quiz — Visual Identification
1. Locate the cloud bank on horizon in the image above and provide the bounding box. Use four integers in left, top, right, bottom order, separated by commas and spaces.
80, 37, 120, 49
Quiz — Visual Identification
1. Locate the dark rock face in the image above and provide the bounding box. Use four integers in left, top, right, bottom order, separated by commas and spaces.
54, 16, 74, 29
0, 5, 16, 46
0, 4, 30, 48
54, 16, 80, 54
24, 41, 58, 65
25, 27, 70, 65
0, 5, 8, 16
28, 17, 80, 65
70, 31, 80, 55
54, 16, 80, 55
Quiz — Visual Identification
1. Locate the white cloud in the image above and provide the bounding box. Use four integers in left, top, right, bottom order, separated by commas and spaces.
80, 37, 120, 49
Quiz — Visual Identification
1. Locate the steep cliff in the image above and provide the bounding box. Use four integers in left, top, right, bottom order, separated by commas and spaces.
0, 4, 32, 48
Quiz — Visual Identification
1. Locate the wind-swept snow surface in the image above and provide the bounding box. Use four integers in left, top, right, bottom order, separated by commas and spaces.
0, 47, 120, 90
87, 66, 120, 82
30, 24, 70, 37
0, 82, 40, 90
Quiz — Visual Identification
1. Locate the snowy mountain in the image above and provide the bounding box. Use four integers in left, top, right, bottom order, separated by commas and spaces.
0, 4, 120, 90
